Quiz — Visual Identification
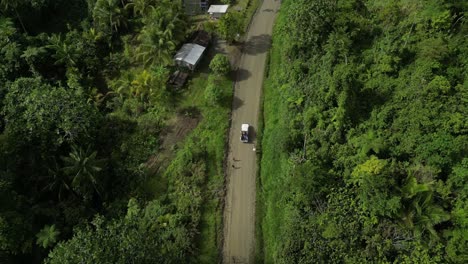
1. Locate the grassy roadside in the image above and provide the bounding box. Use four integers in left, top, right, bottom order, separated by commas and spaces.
254, 100, 265, 264
194, 75, 233, 263
259, 45, 288, 264
173, 72, 233, 263
171, 0, 262, 261
257, 8, 290, 263
254, 47, 271, 263
241, 0, 262, 32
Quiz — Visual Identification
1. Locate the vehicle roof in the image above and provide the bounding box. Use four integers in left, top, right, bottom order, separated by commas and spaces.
241, 124, 249, 131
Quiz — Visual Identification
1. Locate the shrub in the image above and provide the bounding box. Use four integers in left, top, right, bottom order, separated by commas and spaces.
204, 75, 222, 105
209, 54, 231, 75
217, 12, 244, 43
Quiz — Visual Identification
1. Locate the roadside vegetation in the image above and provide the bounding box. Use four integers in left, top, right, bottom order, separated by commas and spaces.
260, 0, 467, 263
0, 0, 234, 263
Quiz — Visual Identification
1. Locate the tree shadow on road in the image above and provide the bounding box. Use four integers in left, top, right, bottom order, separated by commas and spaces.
234, 68, 251, 82
242, 34, 272, 55
231, 96, 244, 111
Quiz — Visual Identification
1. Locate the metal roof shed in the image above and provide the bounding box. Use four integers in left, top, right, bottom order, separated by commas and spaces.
208, 4, 229, 18
174, 43, 206, 70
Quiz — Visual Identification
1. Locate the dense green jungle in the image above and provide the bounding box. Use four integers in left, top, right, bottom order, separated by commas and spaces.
0, 0, 241, 263
0, 0, 467, 263
260, 0, 467, 263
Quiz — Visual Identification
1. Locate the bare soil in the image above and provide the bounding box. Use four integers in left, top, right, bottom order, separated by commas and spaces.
146, 114, 200, 174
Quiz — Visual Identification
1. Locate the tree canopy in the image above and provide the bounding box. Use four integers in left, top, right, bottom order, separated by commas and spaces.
260, 0, 468, 262
0, 0, 213, 263
209, 54, 231, 75
46, 200, 191, 264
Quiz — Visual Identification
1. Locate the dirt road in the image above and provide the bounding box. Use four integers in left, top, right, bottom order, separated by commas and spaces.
223, 1, 280, 263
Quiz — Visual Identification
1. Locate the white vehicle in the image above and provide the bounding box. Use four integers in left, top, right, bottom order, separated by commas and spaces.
240, 124, 249, 143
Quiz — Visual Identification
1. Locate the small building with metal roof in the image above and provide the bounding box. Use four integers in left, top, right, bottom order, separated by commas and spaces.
207, 4, 229, 19
174, 43, 206, 71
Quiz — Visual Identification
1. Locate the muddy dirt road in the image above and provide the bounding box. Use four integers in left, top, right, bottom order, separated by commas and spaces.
222, 1, 280, 263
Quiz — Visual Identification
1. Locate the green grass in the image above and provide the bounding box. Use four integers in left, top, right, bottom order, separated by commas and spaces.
141, 72, 211, 197
136, 59, 231, 261
168, 72, 233, 263
242, 0, 261, 32
254, 46, 272, 263
233, 0, 254, 11
179, 72, 210, 109
255, 75, 265, 264
144, 0, 261, 259
258, 12, 290, 263
228, 0, 261, 33
194, 76, 232, 263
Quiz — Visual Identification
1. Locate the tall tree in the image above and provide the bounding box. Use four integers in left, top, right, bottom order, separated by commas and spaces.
46, 200, 191, 264
398, 175, 450, 241
0, 17, 21, 79
217, 12, 244, 43
0, 169, 31, 255
93, 0, 126, 37
125, 0, 157, 17
36, 224, 60, 249
46, 34, 78, 68
41, 160, 73, 201
0, 0, 27, 32
61, 145, 106, 200
3, 78, 100, 149
136, 6, 186, 66
20, 46, 46, 76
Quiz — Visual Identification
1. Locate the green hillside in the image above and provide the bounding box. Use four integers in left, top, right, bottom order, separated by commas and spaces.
260, 0, 467, 263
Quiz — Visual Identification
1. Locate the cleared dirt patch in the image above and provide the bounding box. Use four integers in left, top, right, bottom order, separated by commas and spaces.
146, 112, 201, 174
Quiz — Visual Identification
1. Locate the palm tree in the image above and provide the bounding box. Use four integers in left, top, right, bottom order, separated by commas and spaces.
130, 69, 152, 100
41, 158, 86, 201
136, 25, 175, 66
125, 0, 156, 17
0, 16, 15, 37
136, 7, 186, 67
0, 17, 20, 68
0, 0, 27, 33
46, 34, 78, 67
36, 224, 60, 248
110, 70, 134, 97
398, 175, 450, 242
111, 66, 167, 107
136, 29, 175, 66
42, 165, 72, 201
20, 46, 46, 76
93, 0, 126, 36
62, 145, 105, 199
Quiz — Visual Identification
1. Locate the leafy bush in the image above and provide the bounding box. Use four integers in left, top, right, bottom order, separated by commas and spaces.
217, 12, 244, 43
209, 54, 231, 75
204, 75, 223, 105
46, 200, 192, 264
